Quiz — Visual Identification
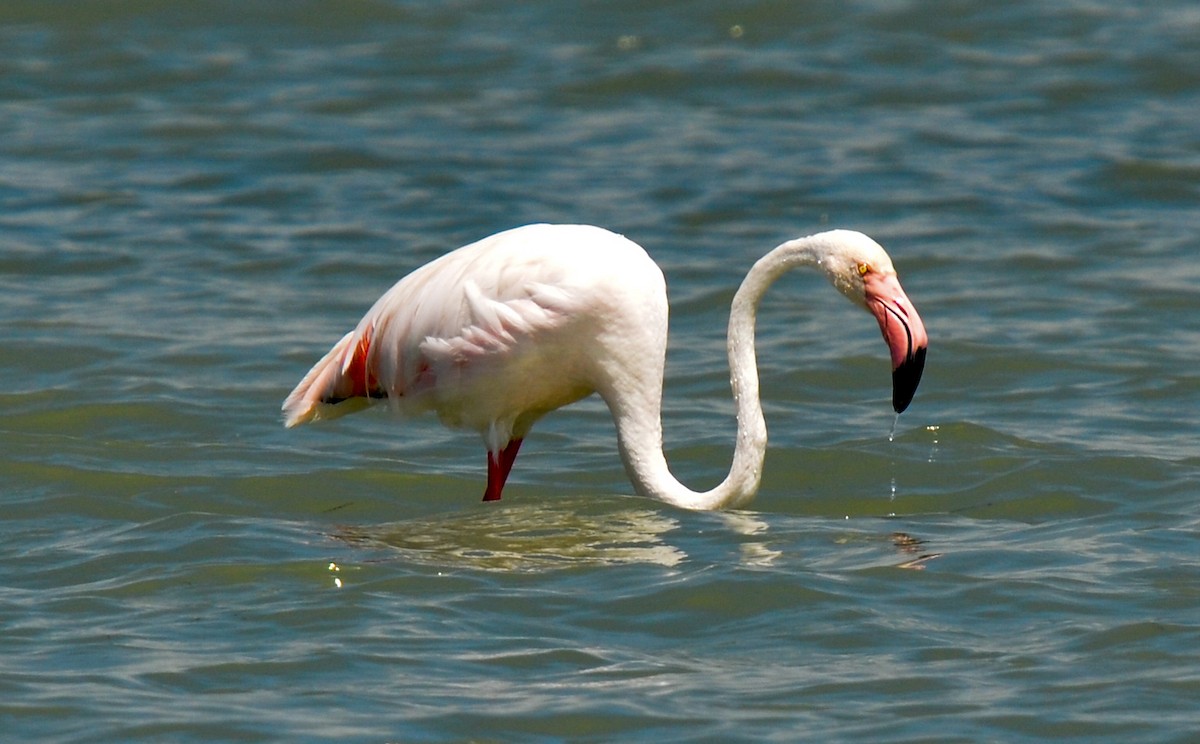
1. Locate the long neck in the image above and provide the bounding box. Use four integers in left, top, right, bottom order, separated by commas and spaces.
606, 239, 821, 510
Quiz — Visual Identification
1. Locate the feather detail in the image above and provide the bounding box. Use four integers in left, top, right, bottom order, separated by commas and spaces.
282, 330, 374, 427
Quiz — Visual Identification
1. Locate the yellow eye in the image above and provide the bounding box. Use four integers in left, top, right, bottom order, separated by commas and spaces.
857, 262, 871, 276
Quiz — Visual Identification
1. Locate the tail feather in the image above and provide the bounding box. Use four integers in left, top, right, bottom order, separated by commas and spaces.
282, 328, 380, 427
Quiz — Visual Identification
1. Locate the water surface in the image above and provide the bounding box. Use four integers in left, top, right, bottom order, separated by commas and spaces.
2, 1, 1198, 742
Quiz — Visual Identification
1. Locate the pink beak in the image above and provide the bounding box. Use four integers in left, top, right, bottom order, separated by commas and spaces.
863, 271, 928, 413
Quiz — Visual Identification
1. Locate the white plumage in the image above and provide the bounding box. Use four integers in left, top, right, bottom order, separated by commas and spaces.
283, 223, 927, 510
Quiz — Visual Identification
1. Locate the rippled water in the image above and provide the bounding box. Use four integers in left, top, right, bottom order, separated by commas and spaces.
2, 1, 1198, 742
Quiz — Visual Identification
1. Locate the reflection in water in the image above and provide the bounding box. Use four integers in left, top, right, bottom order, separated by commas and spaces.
330, 502, 936, 572
332, 500, 686, 571
830, 529, 942, 570
331, 501, 936, 573
891, 532, 942, 570
715, 511, 783, 567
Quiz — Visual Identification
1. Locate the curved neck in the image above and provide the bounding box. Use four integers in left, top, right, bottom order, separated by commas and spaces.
605, 238, 823, 510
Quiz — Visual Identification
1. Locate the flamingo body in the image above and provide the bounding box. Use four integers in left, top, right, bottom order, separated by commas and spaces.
283, 224, 927, 510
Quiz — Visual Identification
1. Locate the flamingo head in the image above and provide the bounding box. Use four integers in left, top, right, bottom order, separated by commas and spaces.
814, 231, 929, 413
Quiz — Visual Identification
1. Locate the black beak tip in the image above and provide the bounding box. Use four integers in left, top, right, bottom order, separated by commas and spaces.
891, 345, 927, 414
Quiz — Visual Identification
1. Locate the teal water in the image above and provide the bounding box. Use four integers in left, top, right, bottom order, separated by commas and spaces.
2, 1, 1198, 741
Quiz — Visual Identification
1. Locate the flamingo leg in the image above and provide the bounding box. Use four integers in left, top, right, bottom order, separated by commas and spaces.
483, 438, 523, 502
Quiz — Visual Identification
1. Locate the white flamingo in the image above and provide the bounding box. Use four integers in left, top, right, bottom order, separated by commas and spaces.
283, 224, 928, 510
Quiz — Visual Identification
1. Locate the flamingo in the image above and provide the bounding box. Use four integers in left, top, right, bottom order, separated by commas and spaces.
282, 224, 927, 510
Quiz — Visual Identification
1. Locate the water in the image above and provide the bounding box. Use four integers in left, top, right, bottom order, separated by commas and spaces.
2, 1, 1198, 741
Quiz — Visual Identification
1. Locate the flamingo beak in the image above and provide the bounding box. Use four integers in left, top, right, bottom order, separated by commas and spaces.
863, 271, 928, 413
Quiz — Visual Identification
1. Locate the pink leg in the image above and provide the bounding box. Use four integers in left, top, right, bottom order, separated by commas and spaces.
483, 438, 523, 502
